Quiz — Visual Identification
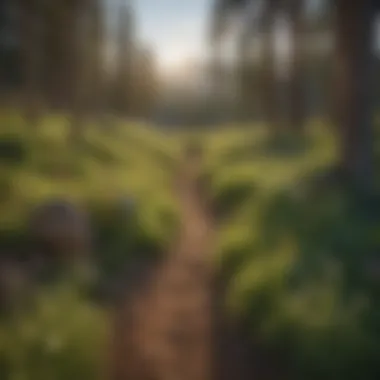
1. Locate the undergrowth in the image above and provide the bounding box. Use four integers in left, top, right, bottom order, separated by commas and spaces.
202, 123, 380, 380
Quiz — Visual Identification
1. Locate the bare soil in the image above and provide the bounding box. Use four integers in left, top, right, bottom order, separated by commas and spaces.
109, 151, 288, 380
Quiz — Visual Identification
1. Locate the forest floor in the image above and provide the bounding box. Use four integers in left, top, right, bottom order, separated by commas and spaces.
109, 147, 287, 380
110, 148, 214, 380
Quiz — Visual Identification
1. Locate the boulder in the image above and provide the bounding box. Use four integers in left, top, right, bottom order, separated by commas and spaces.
28, 198, 91, 262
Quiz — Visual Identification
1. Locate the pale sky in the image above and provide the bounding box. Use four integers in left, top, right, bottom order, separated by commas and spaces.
132, 0, 293, 76
134, 0, 210, 73
108, 0, 361, 78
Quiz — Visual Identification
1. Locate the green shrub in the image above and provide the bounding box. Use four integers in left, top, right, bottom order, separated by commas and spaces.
0, 174, 14, 204
0, 282, 107, 380
207, 125, 380, 380
0, 135, 28, 166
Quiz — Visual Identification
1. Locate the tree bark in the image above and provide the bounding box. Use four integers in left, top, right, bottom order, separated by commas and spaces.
237, 30, 253, 121
333, 0, 376, 192
259, 0, 278, 135
19, 0, 44, 128
67, 1, 87, 144
288, 0, 305, 134
89, 0, 104, 121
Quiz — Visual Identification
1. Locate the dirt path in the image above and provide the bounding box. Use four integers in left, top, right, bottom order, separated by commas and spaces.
109, 149, 289, 380
110, 151, 215, 380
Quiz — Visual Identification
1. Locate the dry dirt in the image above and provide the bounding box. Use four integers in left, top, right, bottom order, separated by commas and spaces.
109, 151, 288, 380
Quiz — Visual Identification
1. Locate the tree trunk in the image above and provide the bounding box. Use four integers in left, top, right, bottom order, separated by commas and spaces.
210, 40, 224, 122
67, 2, 86, 144
288, 0, 305, 134
43, 4, 71, 111
334, 0, 376, 193
89, 0, 104, 122
19, 0, 44, 128
260, 1, 278, 135
237, 32, 250, 121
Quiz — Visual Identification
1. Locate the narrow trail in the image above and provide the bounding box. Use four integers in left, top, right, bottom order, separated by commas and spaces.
109, 149, 287, 380
110, 150, 215, 380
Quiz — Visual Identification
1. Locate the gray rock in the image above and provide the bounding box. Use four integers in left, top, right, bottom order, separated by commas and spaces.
28, 198, 91, 260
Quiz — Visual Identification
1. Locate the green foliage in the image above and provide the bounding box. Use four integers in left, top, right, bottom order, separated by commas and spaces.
0, 111, 180, 261
0, 111, 181, 378
0, 172, 14, 204
0, 281, 107, 380
0, 134, 28, 166
206, 124, 380, 380
210, 171, 257, 221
